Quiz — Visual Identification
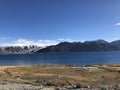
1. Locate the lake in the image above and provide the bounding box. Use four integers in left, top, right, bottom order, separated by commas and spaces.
0, 51, 120, 65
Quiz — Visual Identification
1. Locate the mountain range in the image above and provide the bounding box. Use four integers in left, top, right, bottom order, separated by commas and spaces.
1, 39, 120, 54
36, 40, 120, 53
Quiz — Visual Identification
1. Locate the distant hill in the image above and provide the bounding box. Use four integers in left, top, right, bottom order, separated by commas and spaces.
0, 45, 41, 54
36, 40, 120, 53
111, 40, 120, 48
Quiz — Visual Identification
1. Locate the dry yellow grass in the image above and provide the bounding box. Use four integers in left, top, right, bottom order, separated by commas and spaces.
0, 65, 119, 88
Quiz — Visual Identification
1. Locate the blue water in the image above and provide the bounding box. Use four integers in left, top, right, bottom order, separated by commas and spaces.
0, 52, 120, 65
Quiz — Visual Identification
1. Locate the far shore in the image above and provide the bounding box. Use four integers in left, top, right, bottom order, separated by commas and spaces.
0, 64, 120, 90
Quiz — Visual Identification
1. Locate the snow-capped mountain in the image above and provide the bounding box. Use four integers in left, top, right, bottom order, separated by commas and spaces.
0, 45, 42, 54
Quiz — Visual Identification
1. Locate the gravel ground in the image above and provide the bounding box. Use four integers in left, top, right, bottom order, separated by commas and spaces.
0, 84, 44, 90
0, 84, 120, 90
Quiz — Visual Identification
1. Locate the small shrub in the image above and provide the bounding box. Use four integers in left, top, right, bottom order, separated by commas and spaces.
76, 82, 88, 88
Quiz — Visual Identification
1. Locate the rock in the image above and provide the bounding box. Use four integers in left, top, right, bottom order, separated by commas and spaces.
55, 87, 61, 90
101, 87, 107, 90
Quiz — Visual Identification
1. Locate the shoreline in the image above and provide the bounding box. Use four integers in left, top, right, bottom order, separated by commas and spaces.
0, 64, 119, 89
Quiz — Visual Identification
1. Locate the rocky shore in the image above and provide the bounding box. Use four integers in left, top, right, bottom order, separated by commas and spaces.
0, 64, 119, 90
0, 83, 120, 90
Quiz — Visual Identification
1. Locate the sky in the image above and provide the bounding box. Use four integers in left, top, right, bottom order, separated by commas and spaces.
0, 0, 120, 46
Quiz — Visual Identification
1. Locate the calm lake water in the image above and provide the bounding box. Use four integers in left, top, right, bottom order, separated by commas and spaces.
0, 52, 120, 65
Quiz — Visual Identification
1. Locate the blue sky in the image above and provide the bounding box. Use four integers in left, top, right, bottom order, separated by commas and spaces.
0, 0, 120, 46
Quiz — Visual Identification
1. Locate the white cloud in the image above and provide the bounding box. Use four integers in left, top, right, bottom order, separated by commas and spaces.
0, 38, 76, 47
0, 38, 59, 47
14, 39, 59, 46
58, 38, 65, 41
115, 23, 120, 26
58, 38, 72, 42
38, 40, 58, 46
15, 39, 34, 46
